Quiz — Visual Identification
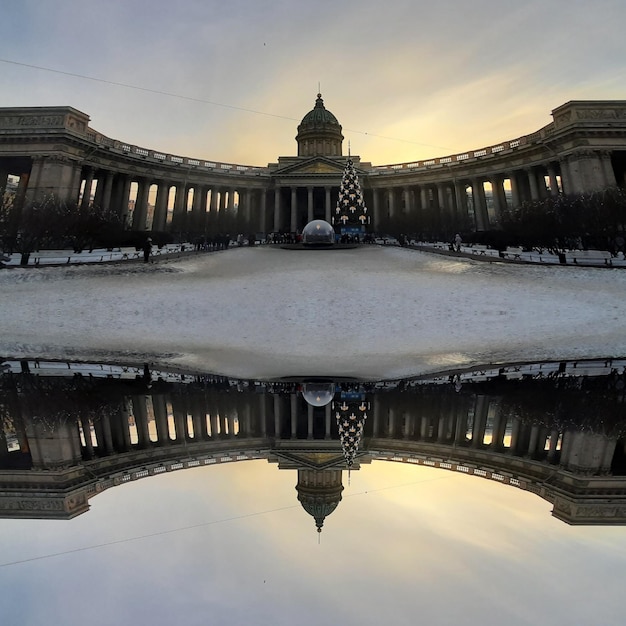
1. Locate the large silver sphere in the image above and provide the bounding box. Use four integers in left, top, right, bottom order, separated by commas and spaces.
302, 219, 335, 246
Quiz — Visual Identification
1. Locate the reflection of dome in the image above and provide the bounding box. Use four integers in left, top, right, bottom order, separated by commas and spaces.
302, 219, 335, 246
296, 469, 344, 533
296, 93, 344, 157
301, 383, 335, 407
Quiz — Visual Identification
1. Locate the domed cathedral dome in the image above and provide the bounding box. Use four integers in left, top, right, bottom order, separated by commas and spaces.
296, 93, 344, 157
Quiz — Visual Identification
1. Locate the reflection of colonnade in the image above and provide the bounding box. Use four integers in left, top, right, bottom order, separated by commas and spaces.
1, 384, 625, 523
2, 100, 626, 234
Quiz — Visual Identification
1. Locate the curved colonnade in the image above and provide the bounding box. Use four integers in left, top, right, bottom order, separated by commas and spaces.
1, 100, 626, 234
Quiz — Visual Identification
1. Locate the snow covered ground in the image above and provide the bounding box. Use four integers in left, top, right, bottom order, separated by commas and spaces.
1, 246, 625, 380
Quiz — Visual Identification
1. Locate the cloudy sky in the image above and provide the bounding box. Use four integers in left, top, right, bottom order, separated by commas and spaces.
1, 0, 625, 166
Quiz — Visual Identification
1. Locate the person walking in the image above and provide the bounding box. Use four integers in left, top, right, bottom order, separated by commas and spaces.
454, 233, 462, 252
143, 237, 152, 263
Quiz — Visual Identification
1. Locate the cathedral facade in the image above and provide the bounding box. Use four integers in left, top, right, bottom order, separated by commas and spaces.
1, 96, 626, 235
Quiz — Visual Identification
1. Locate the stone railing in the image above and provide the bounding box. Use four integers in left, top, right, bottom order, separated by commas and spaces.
370, 123, 555, 174
84, 126, 269, 174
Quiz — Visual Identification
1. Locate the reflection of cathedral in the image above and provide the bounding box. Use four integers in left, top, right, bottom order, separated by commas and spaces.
1, 361, 626, 526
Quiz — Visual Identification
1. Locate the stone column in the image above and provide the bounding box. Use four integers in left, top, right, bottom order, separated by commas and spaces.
69, 162, 83, 204
290, 187, 298, 232
206, 187, 217, 235
506, 172, 520, 208
153, 182, 170, 232
118, 176, 132, 226
260, 189, 267, 232
526, 167, 540, 201
563, 151, 607, 194
101, 171, 114, 212
491, 175, 506, 223
196, 186, 209, 233
273, 187, 281, 232
227, 188, 236, 214
307, 187, 314, 222
472, 179, 488, 230
558, 157, 574, 195
325, 186, 332, 223
12, 172, 29, 212
81, 168, 94, 208
387, 188, 395, 218
93, 172, 106, 209
244, 188, 252, 225
454, 181, 467, 220
171, 183, 187, 234
600, 150, 617, 187
132, 178, 150, 230
437, 184, 447, 214
372, 188, 380, 231
420, 186, 429, 211
403, 188, 412, 214
547, 164, 560, 196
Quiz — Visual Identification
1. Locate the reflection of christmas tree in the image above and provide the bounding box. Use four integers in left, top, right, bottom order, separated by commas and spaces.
333, 157, 369, 229
335, 398, 369, 468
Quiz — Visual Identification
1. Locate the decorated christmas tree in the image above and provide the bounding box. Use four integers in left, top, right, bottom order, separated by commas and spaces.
332, 155, 369, 231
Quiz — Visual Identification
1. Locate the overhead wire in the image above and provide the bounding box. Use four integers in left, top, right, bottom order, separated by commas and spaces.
0, 58, 451, 152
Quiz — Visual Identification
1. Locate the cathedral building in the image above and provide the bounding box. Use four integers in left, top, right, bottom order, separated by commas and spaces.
1, 96, 626, 235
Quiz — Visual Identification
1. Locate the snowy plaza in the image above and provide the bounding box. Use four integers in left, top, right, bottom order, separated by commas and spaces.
1, 245, 625, 380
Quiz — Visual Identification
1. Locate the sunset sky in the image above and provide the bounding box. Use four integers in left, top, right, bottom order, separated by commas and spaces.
1, 0, 625, 166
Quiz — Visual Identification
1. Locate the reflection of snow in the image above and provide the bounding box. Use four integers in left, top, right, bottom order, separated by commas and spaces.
1, 246, 626, 380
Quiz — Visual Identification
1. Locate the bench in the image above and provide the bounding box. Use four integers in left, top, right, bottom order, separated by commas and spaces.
460, 245, 501, 258
502, 247, 561, 264
564, 250, 613, 266
502, 247, 524, 261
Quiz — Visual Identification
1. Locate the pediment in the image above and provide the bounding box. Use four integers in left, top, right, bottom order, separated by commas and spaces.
273, 156, 346, 176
